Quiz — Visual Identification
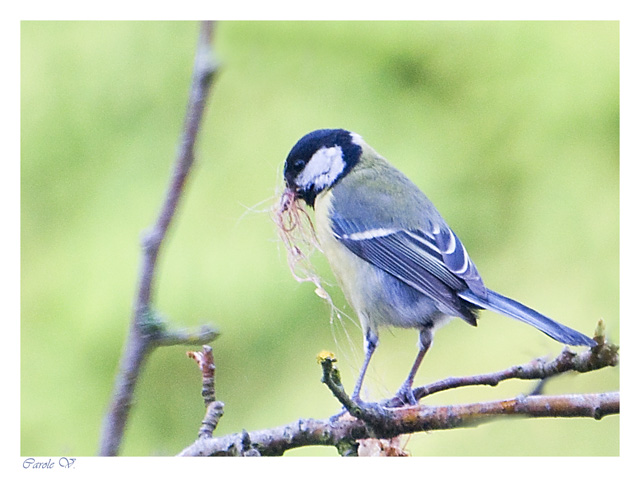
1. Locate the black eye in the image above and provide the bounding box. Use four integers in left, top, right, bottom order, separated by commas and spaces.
293, 159, 306, 171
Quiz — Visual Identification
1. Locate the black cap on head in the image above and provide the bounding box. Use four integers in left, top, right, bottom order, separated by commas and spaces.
284, 129, 362, 205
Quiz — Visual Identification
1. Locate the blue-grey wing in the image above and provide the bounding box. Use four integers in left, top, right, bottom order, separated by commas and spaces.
431, 223, 486, 298
331, 213, 486, 322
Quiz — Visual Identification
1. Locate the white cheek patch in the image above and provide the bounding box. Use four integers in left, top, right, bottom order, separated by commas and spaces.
295, 146, 345, 191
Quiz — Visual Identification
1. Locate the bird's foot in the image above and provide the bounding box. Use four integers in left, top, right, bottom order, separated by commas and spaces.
390, 382, 418, 407
329, 407, 349, 421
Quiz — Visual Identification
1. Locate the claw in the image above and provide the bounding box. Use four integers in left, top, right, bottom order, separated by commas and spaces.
393, 382, 418, 407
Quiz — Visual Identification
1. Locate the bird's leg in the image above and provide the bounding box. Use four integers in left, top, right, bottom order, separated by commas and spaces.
351, 329, 378, 404
394, 327, 433, 406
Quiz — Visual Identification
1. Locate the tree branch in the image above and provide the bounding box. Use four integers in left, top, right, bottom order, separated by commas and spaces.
179, 328, 618, 456
395, 322, 619, 406
98, 21, 219, 457
178, 391, 619, 456
186, 345, 225, 440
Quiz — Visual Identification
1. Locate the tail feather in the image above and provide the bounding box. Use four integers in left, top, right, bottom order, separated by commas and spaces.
459, 289, 595, 347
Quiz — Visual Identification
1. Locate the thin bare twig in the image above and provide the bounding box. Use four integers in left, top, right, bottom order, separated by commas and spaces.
186, 345, 217, 405
186, 345, 225, 439
398, 326, 619, 406
99, 21, 219, 456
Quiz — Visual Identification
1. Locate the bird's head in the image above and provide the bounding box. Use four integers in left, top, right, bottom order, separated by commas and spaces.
283, 128, 364, 207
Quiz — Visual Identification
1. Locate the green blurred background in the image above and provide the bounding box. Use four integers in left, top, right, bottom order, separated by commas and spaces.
21, 21, 619, 456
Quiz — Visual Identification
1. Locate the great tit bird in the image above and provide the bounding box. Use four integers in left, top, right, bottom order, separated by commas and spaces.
282, 128, 595, 406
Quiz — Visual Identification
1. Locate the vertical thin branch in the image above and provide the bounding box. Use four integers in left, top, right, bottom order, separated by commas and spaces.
137, 20, 217, 311
186, 345, 225, 439
99, 21, 219, 457
186, 345, 217, 406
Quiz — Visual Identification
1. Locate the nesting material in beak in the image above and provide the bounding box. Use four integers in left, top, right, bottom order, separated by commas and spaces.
273, 187, 329, 300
